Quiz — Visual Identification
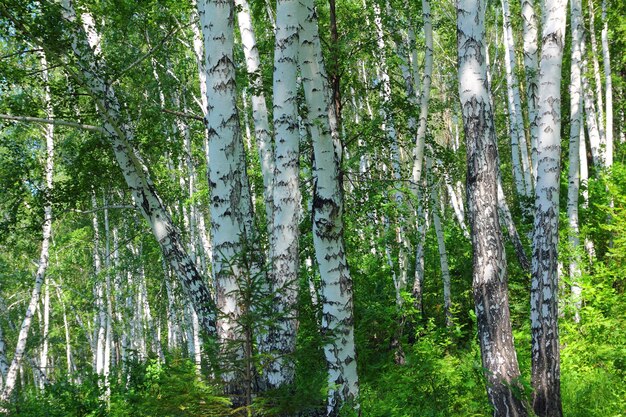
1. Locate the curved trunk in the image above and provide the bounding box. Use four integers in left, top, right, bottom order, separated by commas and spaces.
0, 54, 54, 401
60, 0, 216, 334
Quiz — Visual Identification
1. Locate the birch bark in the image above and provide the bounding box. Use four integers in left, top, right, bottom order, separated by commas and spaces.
300, 0, 359, 412
581, 35, 604, 169
266, 0, 301, 388
502, 0, 532, 199
0, 322, 7, 389
197, 0, 255, 393
520, 0, 539, 181
569, 0, 584, 322
530, 0, 567, 414
601, 0, 612, 167
429, 160, 453, 327
0, 65, 54, 401
59, 1, 216, 334
412, 0, 433, 184
235, 0, 276, 227
457, 0, 528, 414
587, 0, 606, 145
39, 51, 53, 388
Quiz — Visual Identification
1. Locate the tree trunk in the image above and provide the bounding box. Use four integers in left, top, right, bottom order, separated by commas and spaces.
412, 182, 429, 318
502, 0, 532, 201
429, 158, 453, 327
601, 0, 612, 167
197, 0, 255, 394
60, 1, 217, 334
457, 0, 529, 415
587, 0, 606, 146
0, 66, 54, 401
569, 0, 584, 322
530, 0, 567, 415
300, 0, 359, 412
235, 0, 276, 228
412, 0, 434, 185
265, 0, 302, 389
53, 284, 75, 380
0, 318, 8, 391
581, 31, 604, 170
520, 0, 539, 182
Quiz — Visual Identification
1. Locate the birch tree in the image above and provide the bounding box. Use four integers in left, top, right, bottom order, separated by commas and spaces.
56, 0, 217, 335
235, 0, 276, 228
530, 0, 567, 414
300, 0, 359, 412
266, 0, 301, 388
502, 0, 533, 200
587, 0, 606, 145
569, 0, 584, 322
601, 0, 613, 167
0, 56, 54, 401
197, 0, 256, 392
520, 0, 540, 180
457, 0, 528, 414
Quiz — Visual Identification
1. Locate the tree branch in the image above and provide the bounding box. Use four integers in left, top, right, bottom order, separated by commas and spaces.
161, 108, 206, 123
71, 205, 136, 214
0, 114, 105, 133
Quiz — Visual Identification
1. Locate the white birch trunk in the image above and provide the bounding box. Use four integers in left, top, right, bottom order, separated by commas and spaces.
497, 182, 531, 270
581, 36, 604, 169
39, 52, 53, 389
457, 0, 528, 414
163, 259, 182, 352
0, 319, 7, 391
300, 0, 359, 412
266, 0, 301, 388
0, 74, 54, 401
197, 0, 255, 393
412, 182, 429, 316
429, 164, 452, 327
39, 284, 50, 389
444, 175, 470, 239
236, 0, 276, 228
90, 199, 104, 373
520, 0, 540, 182
60, 1, 217, 334
412, 0, 433, 184
502, 0, 532, 199
587, 0, 606, 145
53, 284, 75, 379
601, 0, 612, 167
569, 0, 584, 322
530, 0, 567, 414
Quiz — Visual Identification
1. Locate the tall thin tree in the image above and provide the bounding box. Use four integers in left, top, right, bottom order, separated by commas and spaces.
457, 0, 529, 415
530, 0, 567, 415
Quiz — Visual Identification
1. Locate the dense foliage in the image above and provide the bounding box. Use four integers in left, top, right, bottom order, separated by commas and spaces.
0, 0, 625, 415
